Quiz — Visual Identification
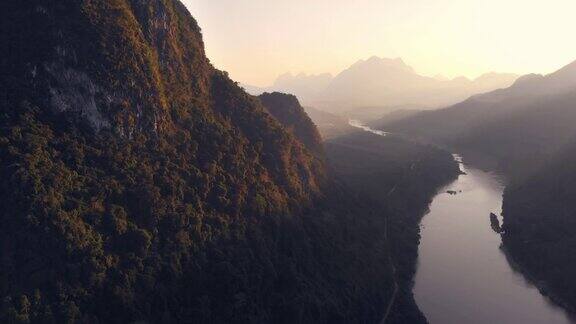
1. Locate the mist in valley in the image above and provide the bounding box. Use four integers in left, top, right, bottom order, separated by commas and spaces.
3, 1, 576, 323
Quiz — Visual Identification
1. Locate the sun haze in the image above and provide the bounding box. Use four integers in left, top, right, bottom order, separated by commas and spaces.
183, 0, 576, 87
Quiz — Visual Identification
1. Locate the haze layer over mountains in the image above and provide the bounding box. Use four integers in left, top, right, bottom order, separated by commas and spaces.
0, 2, 460, 322
244, 56, 518, 118
377, 59, 576, 176
372, 59, 576, 314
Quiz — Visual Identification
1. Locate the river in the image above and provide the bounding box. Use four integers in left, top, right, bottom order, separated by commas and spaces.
346, 120, 574, 323
413, 156, 573, 324
349, 119, 389, 136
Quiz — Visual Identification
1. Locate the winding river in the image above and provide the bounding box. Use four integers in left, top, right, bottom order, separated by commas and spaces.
413, 157, 573, 324
347, 120, 574, 323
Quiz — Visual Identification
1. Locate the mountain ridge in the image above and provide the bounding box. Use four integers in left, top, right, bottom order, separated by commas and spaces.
259, 92, 324, 156
1, 2, 412, 323
373, 57, 576, 315
376, 59, 576, 170
245, 56, 519, 118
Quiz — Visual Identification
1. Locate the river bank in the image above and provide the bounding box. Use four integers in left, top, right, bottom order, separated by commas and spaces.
413, 159, 573, 323
326, 122, 461, 323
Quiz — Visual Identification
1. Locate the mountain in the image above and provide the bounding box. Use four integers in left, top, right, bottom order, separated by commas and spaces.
0, 1, 425, 323
502, 143, 576, 313
259, 92, 323, 155
253, 57, 518, 120
324, 131, 460, 324
319, 56, 518, 115
321, 56, 427, 110
378, 60, 576, 176
370, 109, 421, 128
375, 59, 576, 313
473, 72, 522, 91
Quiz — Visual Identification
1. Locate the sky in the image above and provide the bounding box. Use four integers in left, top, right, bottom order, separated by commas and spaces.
183, 0, 576, 87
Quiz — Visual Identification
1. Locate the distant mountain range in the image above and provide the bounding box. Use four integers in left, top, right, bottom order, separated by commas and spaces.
244, 56, 518, 118
373, 58, 576, 313
376, 59, 576, 176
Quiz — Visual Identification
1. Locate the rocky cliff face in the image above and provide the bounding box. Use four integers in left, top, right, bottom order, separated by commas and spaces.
1, 0, 324, 197
0, 1, 406, 323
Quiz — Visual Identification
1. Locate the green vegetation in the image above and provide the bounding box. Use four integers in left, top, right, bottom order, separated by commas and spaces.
325, 131, 460, 323
259, 92, 324, 157
0, 1, 455, 323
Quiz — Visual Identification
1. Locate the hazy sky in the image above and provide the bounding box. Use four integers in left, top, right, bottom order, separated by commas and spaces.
183, 0, 576, 86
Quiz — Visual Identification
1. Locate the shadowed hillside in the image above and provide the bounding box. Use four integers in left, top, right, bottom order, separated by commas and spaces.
0, 1, 432, 323
259, 92, 323, 156
376, 59, 576, 316
377, 60, 576, 178
325, 131, 460, 324
503, 142, 576, 313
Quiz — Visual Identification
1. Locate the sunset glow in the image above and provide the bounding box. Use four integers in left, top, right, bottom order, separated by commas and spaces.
184, 0, 576, 86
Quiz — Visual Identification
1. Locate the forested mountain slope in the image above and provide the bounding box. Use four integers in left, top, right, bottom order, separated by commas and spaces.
259, 92, 323, 156
325, 131, 460, 324
0, 1, 417, 323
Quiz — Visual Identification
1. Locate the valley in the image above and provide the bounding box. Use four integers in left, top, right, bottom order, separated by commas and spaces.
414, 158, 572, 323
364, 60, 576, 322
3, 1, 576, 323
332, 120, 575, 323
324, 123, 460, 323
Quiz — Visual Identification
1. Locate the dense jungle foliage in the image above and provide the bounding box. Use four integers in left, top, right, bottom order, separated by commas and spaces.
259, 92, 324, 157
0, 1, 415, 323
325, 131, 460, 324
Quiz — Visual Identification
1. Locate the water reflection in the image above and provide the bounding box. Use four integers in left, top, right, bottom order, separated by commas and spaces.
413, 159, 574, 324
